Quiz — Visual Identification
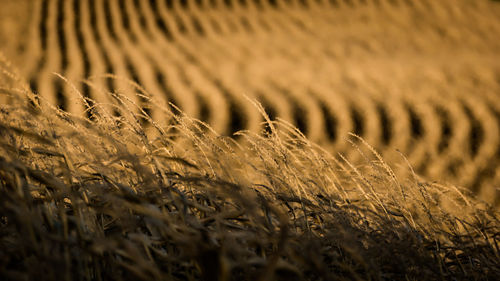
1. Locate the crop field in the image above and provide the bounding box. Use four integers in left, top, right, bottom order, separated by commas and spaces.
1, 0, 499, 204
0, 0, 500, 280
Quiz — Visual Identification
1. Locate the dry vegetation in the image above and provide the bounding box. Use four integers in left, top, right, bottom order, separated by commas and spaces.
1, 0, 498, 205
1, 56, 500, 280
1, 1, 500, 280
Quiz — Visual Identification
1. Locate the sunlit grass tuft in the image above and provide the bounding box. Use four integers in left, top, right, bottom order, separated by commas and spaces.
0, 66, 499, 280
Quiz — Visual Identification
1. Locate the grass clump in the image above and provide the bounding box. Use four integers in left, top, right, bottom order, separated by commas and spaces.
0, 69, 499, 281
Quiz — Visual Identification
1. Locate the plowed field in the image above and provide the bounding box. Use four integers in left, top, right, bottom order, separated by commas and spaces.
1, 0, 500, 205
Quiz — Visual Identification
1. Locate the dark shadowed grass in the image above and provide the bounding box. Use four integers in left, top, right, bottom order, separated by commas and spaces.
0, 64, 499, 280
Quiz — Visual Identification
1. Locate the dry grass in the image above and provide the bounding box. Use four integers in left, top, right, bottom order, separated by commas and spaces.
7, 0, 499, 203
1, 62, 499, 281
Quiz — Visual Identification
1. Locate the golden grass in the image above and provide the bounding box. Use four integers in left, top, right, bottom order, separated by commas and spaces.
8, 0, 499, 203
0, 62, 499, 280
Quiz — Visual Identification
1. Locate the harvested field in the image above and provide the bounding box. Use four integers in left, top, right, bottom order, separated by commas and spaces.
0, 0, 500, 280
3, 0, 499, 204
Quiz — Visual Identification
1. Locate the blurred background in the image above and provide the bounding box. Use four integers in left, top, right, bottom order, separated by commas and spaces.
1, 0, 499, 205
